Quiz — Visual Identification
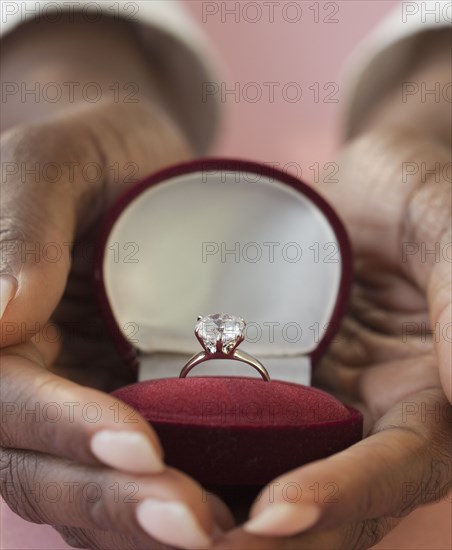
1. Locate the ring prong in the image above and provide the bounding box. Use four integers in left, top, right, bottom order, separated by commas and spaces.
215, 334, 223, 353
230, 333, 245, 353
195, 331, 206, 351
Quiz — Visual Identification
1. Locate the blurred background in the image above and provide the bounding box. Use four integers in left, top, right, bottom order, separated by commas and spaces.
186, 0, 398, 166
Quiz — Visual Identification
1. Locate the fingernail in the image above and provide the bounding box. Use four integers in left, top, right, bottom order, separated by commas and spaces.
244, 502, 321, 536
136, 499, 212, 549
0, 275, 18, 320
90, 430, 165, 474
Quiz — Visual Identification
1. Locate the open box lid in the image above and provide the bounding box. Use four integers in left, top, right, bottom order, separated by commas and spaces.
95, 159, 352, 380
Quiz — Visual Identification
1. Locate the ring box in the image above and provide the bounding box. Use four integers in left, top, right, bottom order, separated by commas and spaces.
95, 159, 363, 486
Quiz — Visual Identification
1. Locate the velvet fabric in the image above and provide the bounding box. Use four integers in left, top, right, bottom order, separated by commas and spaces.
113, 377, 363, 485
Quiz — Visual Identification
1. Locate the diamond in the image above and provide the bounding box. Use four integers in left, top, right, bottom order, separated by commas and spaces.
195, 313, 246, 354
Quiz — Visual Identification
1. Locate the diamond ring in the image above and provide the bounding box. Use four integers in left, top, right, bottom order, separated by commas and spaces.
179, 313, 271, 381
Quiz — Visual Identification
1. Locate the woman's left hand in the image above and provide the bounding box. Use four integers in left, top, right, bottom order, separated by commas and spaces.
213, 127, 452, 549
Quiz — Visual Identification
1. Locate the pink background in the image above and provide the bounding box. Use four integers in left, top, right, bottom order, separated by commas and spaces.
192, 0, 395, 163
2, 1, 451, 549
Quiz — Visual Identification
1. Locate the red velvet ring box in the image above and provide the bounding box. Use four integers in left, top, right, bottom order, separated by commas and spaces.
95, 159, 363, 486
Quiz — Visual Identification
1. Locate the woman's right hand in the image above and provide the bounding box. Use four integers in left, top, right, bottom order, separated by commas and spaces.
0, 99, 233, 550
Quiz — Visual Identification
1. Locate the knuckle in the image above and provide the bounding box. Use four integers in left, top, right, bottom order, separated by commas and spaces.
373, 412, 451, 515
9, 374, 65, 452
343, 517, 396, 550
1, 123, 73, 221
67, 527, 140, 550
71, 490, 141, 550
55, 525, 122, 550
0, 448, 44, 524
54, 526, 91, 549
403, 177, 451, 253
0, 224, 27, 274
344, 126, 450, 222
411, 453, 452, 512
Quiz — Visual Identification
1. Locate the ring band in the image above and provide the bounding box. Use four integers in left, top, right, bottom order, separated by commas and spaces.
180, 348, 270, 381
179, 314, 270, 382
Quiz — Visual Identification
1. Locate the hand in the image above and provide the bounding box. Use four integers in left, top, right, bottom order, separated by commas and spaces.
0, 99, 237, 549
1, 15, 233, 550
212, 127, 451, 549
212, 28, 451, 550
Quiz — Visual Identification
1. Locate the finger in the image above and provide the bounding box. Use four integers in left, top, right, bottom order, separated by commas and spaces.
427, 253, 452, 402
213, 527, 281, 550
320, 129, 450, 277
323, 315, 432, 370
57, 522, 226, 550
242, 389, 451, 537
315, 354, 441, 418
206, 493, 236, 532
213, 517, 400, 550
55, 525, 164, 550
0, 101, 190, 346
403, 166, 452, 403
0, 341, 164, 474
55, 525, 140, 550
31, 322, 62, 366
320, 129, 452, 400
57, 518, 229, 550
0, 449, 216, 550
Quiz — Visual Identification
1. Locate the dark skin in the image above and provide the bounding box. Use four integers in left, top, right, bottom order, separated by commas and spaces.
222, 29, 452, 549
0, 14, 450, 550
1, 15, 232, 550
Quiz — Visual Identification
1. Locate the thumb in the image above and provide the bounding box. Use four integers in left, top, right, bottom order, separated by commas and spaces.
0, 101, 191, 347
0, 125, 74, 345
